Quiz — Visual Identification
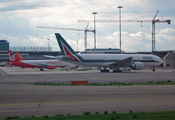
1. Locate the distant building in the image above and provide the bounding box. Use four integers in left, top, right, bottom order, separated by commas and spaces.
163, 51, 175, 67
80, 48, 125, 54
0, 40, 9, 51
10, 46, 52, 52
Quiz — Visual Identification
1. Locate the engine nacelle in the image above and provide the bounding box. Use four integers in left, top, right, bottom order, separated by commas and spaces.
130, 62, 144, 70
47, 65, 55, 69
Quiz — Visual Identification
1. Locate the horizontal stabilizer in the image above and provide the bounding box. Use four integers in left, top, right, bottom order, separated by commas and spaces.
60, 56, 72, 60
43, 55, 56, 59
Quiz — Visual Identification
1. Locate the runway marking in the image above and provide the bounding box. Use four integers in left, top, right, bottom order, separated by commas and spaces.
90, 78, 102, 79
0, 93, 65, 95
0, 69, 8, 75
90, 77, 175, 80
0, 98, 175, 107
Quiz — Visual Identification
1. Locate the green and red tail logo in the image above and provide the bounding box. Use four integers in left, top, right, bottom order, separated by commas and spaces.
55, 33, 84, 62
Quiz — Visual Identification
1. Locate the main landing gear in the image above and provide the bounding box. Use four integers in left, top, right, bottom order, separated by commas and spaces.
100, 67, 123, 73
101, 69, 109, 72
40, 68, 44, 71
100, 67, 109, 72
152, 66, 155, 71
113, 70, 122, 73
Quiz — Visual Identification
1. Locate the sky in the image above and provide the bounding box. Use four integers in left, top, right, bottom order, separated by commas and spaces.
0, 0, 175, 52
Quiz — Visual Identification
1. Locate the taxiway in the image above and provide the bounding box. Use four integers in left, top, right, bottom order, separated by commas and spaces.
0, 67, 175, 119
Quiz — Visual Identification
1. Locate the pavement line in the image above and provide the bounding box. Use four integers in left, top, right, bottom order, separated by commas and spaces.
90, 77, 175, 80
90, 78, 102, 79
0, 69, 8, 75
0, 98, 175, 107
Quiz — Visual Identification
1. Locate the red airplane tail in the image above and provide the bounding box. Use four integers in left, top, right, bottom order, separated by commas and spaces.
8, 51, 20, 62
16, 52, 26, 60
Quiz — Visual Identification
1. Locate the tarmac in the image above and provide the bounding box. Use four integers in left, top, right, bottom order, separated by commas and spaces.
0, 66, 175, 119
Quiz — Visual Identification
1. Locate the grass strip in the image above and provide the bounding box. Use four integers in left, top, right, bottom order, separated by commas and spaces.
33, 80, 175, 86
4, 111, 175, 120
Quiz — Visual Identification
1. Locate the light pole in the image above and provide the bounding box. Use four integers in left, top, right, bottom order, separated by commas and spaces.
92, 12, 98, 52
47, 39, 50, 51
117, 6, 123, 54
77, 40, 79, 51
77, 34, 80, 51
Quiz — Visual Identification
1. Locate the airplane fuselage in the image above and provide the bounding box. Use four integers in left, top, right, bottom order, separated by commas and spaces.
8, 60, 72, 68
62, 54, 163, 67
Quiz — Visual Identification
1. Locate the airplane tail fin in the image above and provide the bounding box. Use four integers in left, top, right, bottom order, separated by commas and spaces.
55, 33, 83, 62
55, 33, 77, 56
8, 51, 20, 62
16, 52, 26, 60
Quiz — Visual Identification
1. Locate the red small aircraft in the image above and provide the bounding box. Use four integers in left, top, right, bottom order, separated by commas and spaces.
7, 51, 73, 71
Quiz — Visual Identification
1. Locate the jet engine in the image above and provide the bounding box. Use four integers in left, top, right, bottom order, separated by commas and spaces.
47, 65, 55, 69
130, 62, 144, 70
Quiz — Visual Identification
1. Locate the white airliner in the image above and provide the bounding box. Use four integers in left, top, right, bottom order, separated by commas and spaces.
7, 51, 73, 71
55, 33, 163, 72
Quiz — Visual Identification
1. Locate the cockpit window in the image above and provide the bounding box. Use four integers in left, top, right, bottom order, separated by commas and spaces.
154, 56, 162, 62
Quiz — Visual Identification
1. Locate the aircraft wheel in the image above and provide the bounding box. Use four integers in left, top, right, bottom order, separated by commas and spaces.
113, 70, 122, 73
101, 69, 109, 72
152, 66, 155, 71
40, 68, 44, 71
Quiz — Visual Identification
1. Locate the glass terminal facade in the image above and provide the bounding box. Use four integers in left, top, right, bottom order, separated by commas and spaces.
0, 40, 9, 51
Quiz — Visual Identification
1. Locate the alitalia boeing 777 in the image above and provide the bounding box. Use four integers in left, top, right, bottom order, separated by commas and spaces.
55, 33, 163, 72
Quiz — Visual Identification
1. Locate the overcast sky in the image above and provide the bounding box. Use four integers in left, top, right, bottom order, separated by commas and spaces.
0, 0, 174, 52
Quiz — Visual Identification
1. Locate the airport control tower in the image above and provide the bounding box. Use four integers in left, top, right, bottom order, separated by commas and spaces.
0, 40, 9, 51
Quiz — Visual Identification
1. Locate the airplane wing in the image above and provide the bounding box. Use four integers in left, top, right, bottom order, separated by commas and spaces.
38, 64, 50, 68
60, 56, 72, 60
43, 55, 71, 60
43, 55, 56, 59
108, 57, 133, 70
37, 63, 55, 69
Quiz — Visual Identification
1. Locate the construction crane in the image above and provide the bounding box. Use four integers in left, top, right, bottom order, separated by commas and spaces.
78, 10, 171, 54
151, 10, 171, 54
37, 24, 94, 51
